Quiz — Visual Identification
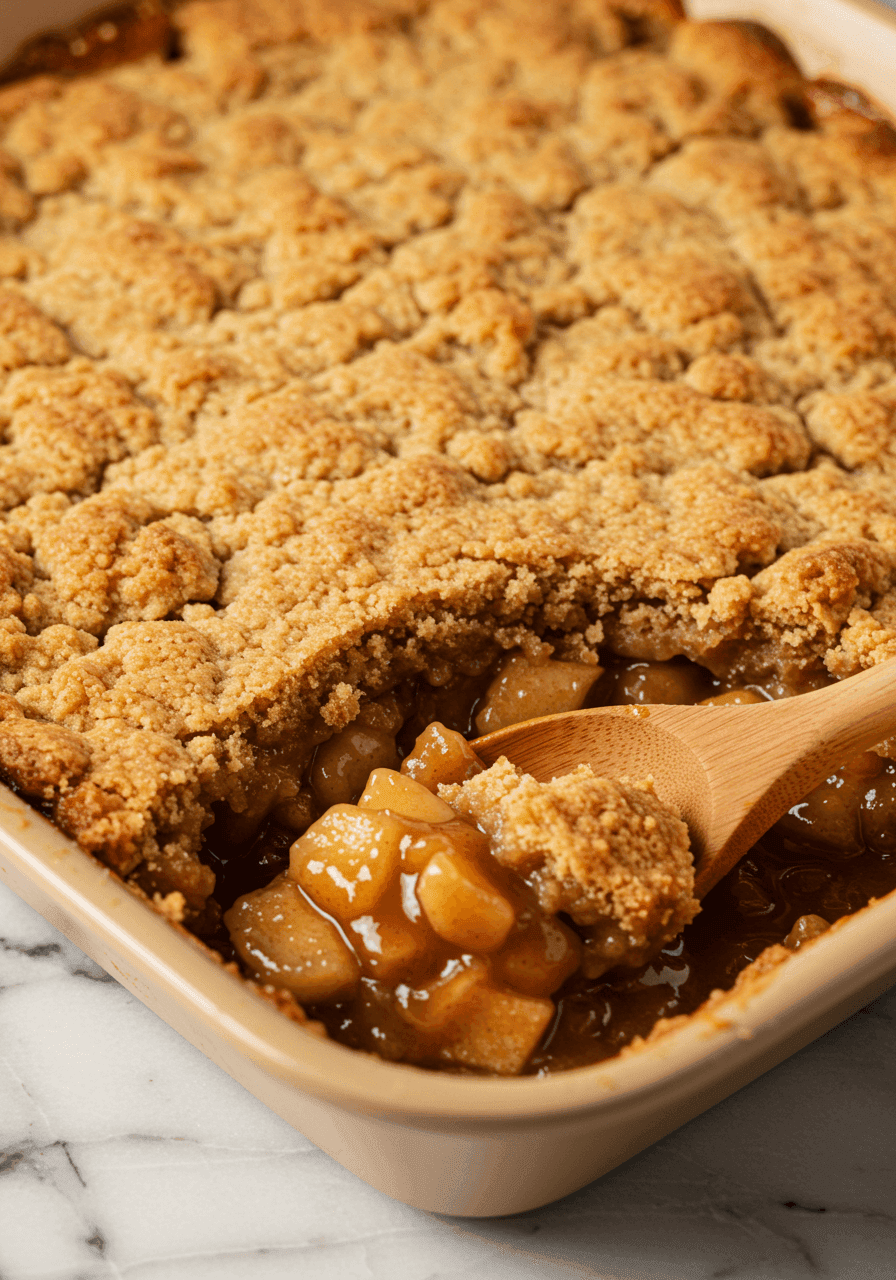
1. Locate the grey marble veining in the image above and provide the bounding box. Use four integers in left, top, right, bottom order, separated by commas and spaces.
1, 877, 895, 1280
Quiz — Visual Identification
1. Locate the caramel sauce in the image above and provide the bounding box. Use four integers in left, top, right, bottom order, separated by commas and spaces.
0, 1, 177, 85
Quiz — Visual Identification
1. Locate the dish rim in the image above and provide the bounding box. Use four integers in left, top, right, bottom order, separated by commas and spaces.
3, 776, 895, 1126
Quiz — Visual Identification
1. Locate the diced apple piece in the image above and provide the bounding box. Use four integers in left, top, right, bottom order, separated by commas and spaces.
784, 913, 830, 950
271, 787, 316, 833
417, 850, 515, 951
358, 767, 457, 824
347, 977, 416, 1061
396, 956, 488, 1030
290, 804, 407, 921
437, 986, 554, 1075
579, 919, 651, 979
401, 721, 484, 791
310, 723, 400, 807
224, 874, 359, 1003
401, 821, 492, 874
475, 651, 602, 735
496, 915, 582, 997
348, 910, 429, 981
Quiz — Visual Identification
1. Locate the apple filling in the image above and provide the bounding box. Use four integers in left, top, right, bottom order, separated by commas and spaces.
217, 648, 896, 1076
225, 717, 696, 1075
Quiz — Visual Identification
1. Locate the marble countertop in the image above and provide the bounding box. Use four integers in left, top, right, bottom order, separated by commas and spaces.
1, 878, 895, 1280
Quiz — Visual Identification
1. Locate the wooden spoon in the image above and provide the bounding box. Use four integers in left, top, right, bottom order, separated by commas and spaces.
472, 661, 896, 899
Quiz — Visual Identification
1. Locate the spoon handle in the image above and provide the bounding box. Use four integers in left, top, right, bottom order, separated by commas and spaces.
698, 659, 896, 892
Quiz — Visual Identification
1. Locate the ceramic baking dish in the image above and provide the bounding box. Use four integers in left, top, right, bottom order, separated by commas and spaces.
2, 0, 896, 1219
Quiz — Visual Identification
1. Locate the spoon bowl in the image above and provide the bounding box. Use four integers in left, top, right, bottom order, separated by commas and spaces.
473, 661, 896, 898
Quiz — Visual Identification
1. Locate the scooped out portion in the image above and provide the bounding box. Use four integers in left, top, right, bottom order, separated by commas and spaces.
224, 723, 696, 1075
440, 760, 698, 980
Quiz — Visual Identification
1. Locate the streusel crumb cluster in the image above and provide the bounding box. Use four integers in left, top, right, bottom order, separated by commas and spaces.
0, 0, 895, 909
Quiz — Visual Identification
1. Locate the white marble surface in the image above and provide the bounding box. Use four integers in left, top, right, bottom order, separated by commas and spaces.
1, 880, 895, 1279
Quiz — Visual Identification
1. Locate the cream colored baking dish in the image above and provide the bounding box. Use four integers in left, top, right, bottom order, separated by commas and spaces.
2, 0, 896, 1219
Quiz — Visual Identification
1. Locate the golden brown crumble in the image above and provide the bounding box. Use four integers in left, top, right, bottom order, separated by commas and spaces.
440, 759, 696, 956
0, 0, 895, 909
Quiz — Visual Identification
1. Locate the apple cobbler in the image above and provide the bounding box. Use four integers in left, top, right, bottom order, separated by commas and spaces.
0, 0, 895, 1074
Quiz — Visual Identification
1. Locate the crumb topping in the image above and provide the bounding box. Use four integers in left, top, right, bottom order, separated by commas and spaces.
440, 758, 697, 951
0, 0, 895, 898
